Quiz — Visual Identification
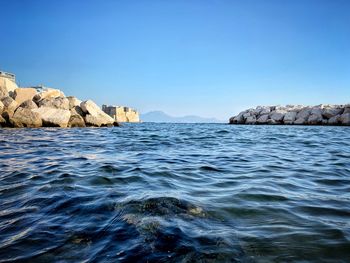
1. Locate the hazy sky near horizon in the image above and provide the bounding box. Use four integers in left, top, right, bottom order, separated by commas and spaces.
1, 0, 349, 120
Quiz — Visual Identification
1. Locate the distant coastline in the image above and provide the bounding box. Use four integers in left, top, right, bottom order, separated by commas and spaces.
141, 111, 224, 123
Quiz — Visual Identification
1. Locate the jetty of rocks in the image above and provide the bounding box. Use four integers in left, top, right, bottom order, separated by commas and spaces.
229, 104, 350, 126
0, 71, 118, 128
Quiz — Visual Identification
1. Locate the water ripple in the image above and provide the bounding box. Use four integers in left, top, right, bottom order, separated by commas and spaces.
0, 124, 349, 262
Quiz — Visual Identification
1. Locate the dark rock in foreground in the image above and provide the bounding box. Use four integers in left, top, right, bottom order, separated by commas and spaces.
229, 105, 350, 126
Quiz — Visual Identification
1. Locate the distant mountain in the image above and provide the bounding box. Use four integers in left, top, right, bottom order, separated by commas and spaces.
141, 111, 224, 123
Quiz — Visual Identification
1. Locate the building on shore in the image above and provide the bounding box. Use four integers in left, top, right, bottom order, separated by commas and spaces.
0, 70, 18, 93
102, 105, 140, 123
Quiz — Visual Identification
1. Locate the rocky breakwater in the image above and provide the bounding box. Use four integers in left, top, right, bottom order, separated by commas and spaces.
229, 104, 350, 126
0, 86, 118, 128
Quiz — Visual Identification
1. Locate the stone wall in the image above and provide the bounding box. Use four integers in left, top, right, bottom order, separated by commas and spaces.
229, 104, 350, 126
102, 105, 140, 123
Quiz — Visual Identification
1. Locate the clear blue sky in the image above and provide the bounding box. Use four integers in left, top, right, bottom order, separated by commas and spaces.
1, 0, 349, 120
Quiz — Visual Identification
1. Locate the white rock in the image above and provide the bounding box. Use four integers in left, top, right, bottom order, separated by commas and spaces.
283, 112, 297, 124
33, 107, 71, 127
80, 100, 114, 127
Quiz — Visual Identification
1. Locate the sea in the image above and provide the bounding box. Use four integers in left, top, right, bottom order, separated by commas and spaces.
0, 123, 349, 262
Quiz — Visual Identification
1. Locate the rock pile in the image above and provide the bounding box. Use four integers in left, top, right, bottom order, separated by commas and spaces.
229, 105, 350, 126
0, 85, 118, 128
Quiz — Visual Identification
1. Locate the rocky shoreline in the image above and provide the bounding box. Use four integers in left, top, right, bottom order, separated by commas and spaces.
0, 83, 118, 128
229, 104, 350, 126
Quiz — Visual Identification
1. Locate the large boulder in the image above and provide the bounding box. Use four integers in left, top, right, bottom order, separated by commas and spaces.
283, 111, 297, 124
245, 116, 256, 124
85, 114, 114, 127
340, 113, 350, 125
1, 96, 19, 117
0, 101, 3, 114
328, 115, 341, 125
33, 88, 65, 102
12, 88, 37, 105
260, 107, 271, 115
308, 114, 323, 125
322, 107, 343, 119
80, 100, 114, 127
19, 100, 38, 110
232, 113, 245, 124
296, 108, 311, 120
270, 110, 285, 122
257, 114, 269, 124
10, 107, 42, 128
68, 114, 86, 128
33, 107, 71, 127
67, 96, 82, 110
38, 96, 69, 110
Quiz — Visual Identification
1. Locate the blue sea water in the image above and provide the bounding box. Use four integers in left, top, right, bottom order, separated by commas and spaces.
0, 123, 349, 262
